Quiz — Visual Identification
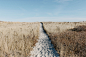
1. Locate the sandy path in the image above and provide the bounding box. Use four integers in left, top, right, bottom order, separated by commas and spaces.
29, 23, 59, 57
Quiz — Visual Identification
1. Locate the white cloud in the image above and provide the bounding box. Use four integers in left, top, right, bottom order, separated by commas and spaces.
54, 0, 73, 3
0, 17, 86, 22
19, 7, 27, 12
15, 17, 86, 22
53, 0, 72, 16
54, 5, 64, 16
47, 13, 53, 16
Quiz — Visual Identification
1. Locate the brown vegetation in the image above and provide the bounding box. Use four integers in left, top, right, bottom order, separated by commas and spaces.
0, 22, 40, 57
42, 22, 86, 57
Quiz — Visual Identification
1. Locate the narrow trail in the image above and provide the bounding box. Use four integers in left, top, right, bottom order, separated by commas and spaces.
29, 23, 59, 57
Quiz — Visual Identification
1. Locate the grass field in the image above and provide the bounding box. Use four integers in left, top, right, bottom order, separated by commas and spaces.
42, 22, 86, 57
0, 21, 86, 57
0, 21, 40, 57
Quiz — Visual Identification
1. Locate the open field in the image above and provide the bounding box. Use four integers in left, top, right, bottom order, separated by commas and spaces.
0, 21, 86, 57
0, 21, 40, 57
42, 22, 86, 57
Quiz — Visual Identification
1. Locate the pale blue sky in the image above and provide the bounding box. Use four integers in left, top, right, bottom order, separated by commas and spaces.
0, 0, 86, 22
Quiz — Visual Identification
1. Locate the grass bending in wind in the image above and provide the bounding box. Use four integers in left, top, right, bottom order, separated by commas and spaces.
42, 22, 86, 57
0, 21, 40, 57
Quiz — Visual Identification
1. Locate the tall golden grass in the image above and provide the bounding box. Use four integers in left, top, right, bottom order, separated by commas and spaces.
0, 21, 40, 57
42, 22, 86, 57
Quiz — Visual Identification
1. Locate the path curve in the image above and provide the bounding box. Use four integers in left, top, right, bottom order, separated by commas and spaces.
29, 23, 59, 57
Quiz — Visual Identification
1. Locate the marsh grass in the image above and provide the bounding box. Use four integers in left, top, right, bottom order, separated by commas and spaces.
42, 22, 86, 57
0, 22, 40, 57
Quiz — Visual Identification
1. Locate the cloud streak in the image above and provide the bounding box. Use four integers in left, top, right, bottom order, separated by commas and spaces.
0, 17, 86, 22
14, 17, 86, 22
54, 0, 73, 3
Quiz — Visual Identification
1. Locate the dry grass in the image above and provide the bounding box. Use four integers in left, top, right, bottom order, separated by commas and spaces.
42, 22, 86, 33
0, 21, 40, 57
42, 22, 86, 57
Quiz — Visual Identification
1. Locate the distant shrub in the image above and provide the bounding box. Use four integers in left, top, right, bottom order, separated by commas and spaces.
69, 25, 86, 32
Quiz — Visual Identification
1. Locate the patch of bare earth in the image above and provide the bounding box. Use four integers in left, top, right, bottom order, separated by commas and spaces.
0, 21, 40, 57
42, 22, 86, 57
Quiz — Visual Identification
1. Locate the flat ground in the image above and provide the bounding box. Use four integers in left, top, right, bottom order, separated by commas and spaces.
0, 21, 40, 57
42, 21, 86, 57
0, 21, 86, 57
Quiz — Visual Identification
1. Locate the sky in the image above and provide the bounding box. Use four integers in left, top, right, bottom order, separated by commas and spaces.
0, 0, 86, 22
